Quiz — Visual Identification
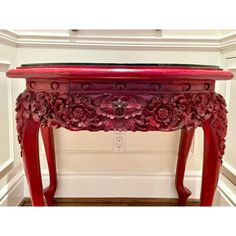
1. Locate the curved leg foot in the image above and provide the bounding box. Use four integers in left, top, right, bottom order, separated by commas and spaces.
41, 127, 57, 206
22, 118, 44, 206
176, 127, 195, 206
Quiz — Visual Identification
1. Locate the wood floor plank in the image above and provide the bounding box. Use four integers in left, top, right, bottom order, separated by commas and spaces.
20, 198, 200, 206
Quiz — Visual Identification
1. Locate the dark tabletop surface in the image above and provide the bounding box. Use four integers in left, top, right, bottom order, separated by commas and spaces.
21, 63, 219, 68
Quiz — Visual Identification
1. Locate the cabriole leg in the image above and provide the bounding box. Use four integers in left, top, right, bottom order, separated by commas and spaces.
200, 115, 227, 206
21, 118, 44, 206
41, 127, 57, 206
175, 127, 195, 206
200, 94, 228, 206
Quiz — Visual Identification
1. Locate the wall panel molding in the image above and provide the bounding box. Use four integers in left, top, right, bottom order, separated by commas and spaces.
1, 29, 236, 51
214, 187, 234, 206
0, 168, 24, 206
221, 162, 236, 185
0, 61, 14, 176
0, 159, 14, 179
0, 29, 227, 50
221, 32, 236, 51
0, 61, 10, 72
0, 30, 17, 47
40, 149, 194, 157
215, 177, 236, 206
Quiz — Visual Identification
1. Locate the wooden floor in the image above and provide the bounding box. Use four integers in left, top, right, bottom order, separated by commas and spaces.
20, 198, 200, 206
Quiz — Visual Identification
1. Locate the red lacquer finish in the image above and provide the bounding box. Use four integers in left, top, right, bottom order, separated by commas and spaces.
7, 64, 233, 81
176, 127, 195, 206
200, 98, 227, 206
7, 63, 233, 206
41, 127, 57, 206
21, 118, 44, 206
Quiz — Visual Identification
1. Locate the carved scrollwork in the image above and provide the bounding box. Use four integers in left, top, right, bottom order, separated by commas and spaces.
16, 90, 227, 159
206, 93, 227, 159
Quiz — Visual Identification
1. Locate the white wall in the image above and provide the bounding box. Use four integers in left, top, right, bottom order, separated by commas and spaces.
1, 29, 236, 205
0, 38, 24, 206
213, 43, 236, 206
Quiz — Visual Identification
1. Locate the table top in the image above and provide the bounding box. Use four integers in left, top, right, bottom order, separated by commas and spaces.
21, 63, 220, 68
6, 63, 233, 81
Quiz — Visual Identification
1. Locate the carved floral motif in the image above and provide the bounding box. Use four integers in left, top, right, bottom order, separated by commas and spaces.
146, 95, 190, 130
95, 94, 147, 131
16, 90, 227, 159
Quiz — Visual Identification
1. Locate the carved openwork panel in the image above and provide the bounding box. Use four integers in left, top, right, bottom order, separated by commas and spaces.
15, 90, 227, 160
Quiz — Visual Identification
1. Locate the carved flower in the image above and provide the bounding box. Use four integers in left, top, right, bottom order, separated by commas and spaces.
68, 104, 89, 129
148, 95, 189, 130
97, 95, 143, 118
95, 94, 146, 131
70, 106, 87, 122
149, 105, 172, 128
189, 93, 215, 127
38, 105, 48, 116
31, 92, 53, 125
112, 98, 128, 117
54, 94, 90, 130
153, 106, 172, 123
16, 91, 34, 119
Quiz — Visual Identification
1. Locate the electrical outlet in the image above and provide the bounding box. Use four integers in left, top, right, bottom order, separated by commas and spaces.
113, 132, 126, 152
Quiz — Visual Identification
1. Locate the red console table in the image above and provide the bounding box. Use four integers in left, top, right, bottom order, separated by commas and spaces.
6, 63, 233, 206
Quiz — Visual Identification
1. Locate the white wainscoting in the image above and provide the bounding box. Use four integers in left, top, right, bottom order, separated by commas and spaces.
217, 47, 236, 207
213, 177, 236, 206
0, 163, 24, 206
0, 62, 13, 175
0, 39, 24, 206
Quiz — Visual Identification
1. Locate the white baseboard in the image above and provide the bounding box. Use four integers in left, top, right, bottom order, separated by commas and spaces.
20, 170, 236, 206
213, 178, 236, 206
0, 170, 24, 206
24, 170, 202, 199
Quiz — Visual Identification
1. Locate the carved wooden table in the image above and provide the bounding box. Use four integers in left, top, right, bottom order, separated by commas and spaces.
6, 63, 233, 206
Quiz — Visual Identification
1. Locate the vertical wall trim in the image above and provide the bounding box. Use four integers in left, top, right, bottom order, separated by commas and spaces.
0, 61, 14, 176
